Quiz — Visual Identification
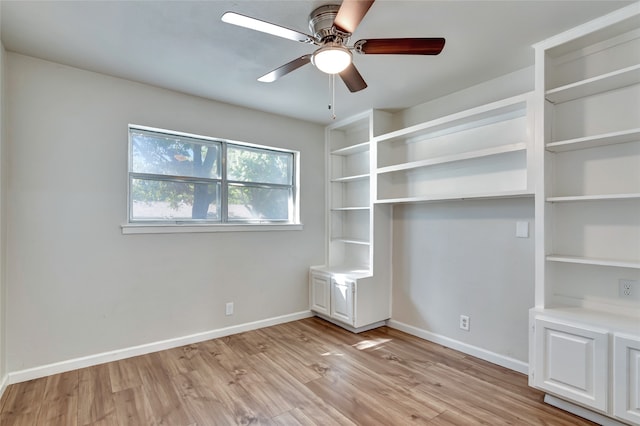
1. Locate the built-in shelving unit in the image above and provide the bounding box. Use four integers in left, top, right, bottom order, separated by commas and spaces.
310, 92, 538, 332
310, 110, 394, 332
530, 4, 640, 425
545, 63, 640, 103
374, 93, 534, 204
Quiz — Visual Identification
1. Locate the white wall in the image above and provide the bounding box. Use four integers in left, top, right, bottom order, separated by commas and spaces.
395, 66, 534, 128
390, 67, 535, 365
0, 19, 7, 388
6, 53, 325, 373
392, 199, 535, 363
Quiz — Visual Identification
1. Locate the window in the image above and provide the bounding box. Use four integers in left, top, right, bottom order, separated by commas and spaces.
128, 126, 298, 225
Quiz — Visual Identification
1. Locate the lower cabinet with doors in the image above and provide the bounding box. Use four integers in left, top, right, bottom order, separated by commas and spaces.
530, 309, 640, 425
614, 333, 640, 425
309, 268, 390, 332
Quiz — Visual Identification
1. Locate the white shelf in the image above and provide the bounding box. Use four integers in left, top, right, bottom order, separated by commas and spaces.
331, 173, 370, 183
374, 93, 529, 145
331, 238, 370, 246
532, 307, 640, 333
330, 141, 369, 156
546, 255, 640, 269
545, 64, 640, 104
376, 143, 526, 175
546, 128, 640, 152
331, 206, 370, 211
547, 193, 640, 202
376, 189, 533, 205
310, 265, 372, 279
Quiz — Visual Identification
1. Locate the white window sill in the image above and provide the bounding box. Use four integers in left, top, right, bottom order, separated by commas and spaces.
121, 223, 303, 235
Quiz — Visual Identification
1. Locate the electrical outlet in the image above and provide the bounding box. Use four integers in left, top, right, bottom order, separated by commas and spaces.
225, 302, 234, 316
459, 315, 470, 331
619, 279, 639, 300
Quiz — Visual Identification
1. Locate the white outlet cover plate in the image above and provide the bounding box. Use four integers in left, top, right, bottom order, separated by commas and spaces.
516, 221, 529, 238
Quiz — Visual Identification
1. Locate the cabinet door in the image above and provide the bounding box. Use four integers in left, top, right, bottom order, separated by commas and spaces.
614, 333, 640, 424
331, 278, 355, 326
534, 318, 608, 412
309, 272, 330, 316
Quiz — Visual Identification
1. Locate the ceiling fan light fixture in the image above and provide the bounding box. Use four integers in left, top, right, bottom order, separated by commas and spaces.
312, 44, 352, 74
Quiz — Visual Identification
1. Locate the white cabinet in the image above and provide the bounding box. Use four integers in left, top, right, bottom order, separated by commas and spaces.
309, 271, 330, 316
330, 277, 354, 325
530, 4, 640, 424
614, 334, 640, 424
309, 270, 387, 332
533, 317, 608, 412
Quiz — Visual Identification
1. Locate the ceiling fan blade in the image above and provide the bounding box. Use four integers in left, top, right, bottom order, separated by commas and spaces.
333, 0, 375, 34
221, 12, 316, 44
355, 38, 446, 55
339, 63, 368, 92
258, 55, 312, 82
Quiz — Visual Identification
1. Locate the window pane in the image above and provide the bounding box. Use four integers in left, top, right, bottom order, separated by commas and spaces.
131, 131, 221, 179
228, 185, 291, 221
227, 145, 292, 185
131, 178, 220, 220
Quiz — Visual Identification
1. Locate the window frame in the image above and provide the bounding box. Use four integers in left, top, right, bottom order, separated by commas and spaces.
124, 125, 301, 233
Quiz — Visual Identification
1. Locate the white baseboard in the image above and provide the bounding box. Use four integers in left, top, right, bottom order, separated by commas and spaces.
313, 313, 387, 334
387, 319, 529, 374
8, 310, 313, 385
0, 373, 8, 400
544, 394, 625, 426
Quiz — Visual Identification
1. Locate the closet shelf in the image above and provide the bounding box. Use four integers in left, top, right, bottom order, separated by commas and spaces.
546, 128, 640, 152
546, 255, 640, 269
545, 64, 640, 104
547, 193, 640, 202
330, 141, 370, 156
374, 93, 529, 145
331, 206, 370, 211
377, 143, 526, 174
331, 238, 370, 246
375, 189, 533, 205
331, 173, 370, 183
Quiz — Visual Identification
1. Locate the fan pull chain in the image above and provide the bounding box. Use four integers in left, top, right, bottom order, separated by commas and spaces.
329, 74, 336, 120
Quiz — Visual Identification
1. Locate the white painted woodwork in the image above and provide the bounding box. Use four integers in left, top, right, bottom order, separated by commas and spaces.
534, 317, 608, 412
330, 277, 355, 326
374, 93, 534, 204
614, 333, 640, 424
309, 271, 330, 316
310, 110, 393, 332
531, 4, 640, 424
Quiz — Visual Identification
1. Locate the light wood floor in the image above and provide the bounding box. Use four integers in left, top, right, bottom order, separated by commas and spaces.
0, 317, 595, 425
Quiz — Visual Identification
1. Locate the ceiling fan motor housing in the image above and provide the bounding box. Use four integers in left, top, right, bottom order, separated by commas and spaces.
309, 4, 350, 43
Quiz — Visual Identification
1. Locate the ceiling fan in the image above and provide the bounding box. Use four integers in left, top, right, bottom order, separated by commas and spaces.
221, 0, 445, 93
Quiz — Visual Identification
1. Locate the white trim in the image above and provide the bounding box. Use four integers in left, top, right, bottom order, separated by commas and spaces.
0, 374, 8, 400
544, 394, 626, 426
313, 313, 387, 334
7, 310, 313, 385
387, 319, 529, 374
121, 223, 303, 234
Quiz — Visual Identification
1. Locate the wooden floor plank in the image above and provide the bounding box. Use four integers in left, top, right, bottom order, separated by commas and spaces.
78, 364, 117, 426
36, 397, 78, 426
133, 352, 196, 426
108, 358, 143, 393
112, 386, 156, 426
0, 317, 597, 425
1, 377, 46, 416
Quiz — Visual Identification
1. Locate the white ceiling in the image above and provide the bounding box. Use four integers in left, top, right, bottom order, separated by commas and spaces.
1, 1, 633, 124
